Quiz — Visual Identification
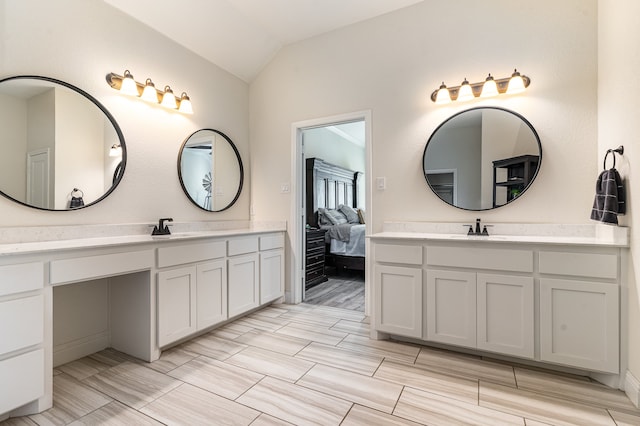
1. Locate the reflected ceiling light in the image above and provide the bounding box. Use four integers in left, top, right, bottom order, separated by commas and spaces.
106, 70, 193, 113
109, 144, 122, 157
178, 92, 193, 114
141, 78, 159, 103
430, 69, 530, 104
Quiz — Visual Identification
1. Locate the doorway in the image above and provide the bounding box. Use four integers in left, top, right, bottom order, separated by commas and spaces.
290, 111, 372, 314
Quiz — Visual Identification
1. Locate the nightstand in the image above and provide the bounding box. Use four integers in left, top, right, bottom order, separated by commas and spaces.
305, 228, 328, 289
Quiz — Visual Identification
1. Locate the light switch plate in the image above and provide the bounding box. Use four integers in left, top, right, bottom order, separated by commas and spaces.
376, 177, 386, 190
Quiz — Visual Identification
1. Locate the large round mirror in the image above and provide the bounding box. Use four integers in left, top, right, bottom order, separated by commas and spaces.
423, 107, 541, 211
178, 129, 243, 212
0, 75, 126, 210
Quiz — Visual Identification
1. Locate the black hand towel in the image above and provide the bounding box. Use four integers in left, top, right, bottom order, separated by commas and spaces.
590, 168, 625, 224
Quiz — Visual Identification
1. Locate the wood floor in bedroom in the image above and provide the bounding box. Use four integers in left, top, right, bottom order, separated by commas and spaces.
304, 269, 365, 312
3, 303, 639, 426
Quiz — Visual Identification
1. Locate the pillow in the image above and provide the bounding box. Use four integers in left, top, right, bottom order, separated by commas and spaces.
319, 208, 348, 225
317, 208, 333, 226
339, 204, 360, 224
357, 208, 365, 224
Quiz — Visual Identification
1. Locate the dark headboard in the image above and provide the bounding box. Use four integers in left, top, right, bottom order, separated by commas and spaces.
306, 157, 360, 228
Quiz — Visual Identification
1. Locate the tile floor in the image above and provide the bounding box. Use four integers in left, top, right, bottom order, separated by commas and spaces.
304, 271, 365, 312
2, 303, 640, 426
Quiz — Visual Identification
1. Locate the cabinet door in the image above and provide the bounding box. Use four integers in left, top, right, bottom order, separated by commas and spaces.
426, 270, 476, 348
260, 249, 284, 304
374, 265, 422, 338
157, 266, 197, 347
477, 274, 534, 358
196, 260, 227, 331
540, 278, 619, 373
228, 253, 260, 318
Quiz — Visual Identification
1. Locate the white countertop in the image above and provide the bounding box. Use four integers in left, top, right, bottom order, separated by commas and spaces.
0, 223, 286, 256
368, 222, 629, 247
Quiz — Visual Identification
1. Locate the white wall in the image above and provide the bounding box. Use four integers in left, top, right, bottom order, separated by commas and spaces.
303, 127, 366, 173
598, 0, 640, 394
0, 0, 249, 225
250, 0, 598, 232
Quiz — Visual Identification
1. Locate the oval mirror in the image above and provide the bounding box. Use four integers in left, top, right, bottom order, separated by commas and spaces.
178, 129, 243, 212
423, 107, 541, 211
0, 75, 126, 210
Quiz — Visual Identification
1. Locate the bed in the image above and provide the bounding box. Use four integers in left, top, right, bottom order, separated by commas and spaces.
306, 157, 365, 272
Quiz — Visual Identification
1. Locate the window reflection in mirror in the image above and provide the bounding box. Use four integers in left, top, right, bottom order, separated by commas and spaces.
178, 129, 243, 212
0, 76, 126, 210
423, 107, 541, 211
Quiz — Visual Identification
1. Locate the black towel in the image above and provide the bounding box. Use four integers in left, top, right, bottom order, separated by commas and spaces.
591, 168, 625, 224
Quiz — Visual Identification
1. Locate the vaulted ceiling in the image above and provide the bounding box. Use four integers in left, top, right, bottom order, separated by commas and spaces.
103, 0, 424, 82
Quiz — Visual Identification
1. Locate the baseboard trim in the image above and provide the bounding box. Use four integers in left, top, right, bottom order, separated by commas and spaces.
625, 370, 640, 408
53, 331, 109, 367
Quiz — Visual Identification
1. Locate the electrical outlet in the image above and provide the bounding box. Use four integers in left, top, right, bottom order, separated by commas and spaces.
280, 183, 290, 193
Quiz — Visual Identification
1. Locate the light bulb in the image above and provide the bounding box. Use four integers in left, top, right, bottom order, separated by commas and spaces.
120, 70, 139, 96
434, 82, 451, 104
161, 86, 178, 109
178, 92, 193, 114
457, 78, 474, 102
141, 78, 159, 103
480, 74, 498, 97
109, 144, 122, 157
507, 69, 526, 94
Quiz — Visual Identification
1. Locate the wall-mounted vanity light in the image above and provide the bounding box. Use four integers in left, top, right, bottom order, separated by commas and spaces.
431, 69, 530, 104
106, 70, 193, 114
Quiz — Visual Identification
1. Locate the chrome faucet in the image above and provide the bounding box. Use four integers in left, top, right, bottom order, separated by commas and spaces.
152, 218, 173, 236
465, 218, 490, 236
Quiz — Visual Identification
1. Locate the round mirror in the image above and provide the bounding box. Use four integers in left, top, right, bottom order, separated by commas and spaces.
178, 129, 243, 212
0, 75, 126, 210
423, 107, 541, 211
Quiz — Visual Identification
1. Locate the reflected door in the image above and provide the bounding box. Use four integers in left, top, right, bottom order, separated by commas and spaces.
27, 149, 50, 209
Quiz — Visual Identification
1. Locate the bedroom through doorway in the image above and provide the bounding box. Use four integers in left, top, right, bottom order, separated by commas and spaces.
301, 120, 366, 312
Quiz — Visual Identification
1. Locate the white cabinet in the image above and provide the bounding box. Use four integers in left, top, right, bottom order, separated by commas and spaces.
425, 270, 476, 348
196, 260, 227, 330
374, 265, 423, 338
372, 239, 624, 375
425, 270, 534, 357
157, 233, 285, 347
0, 262, 45, 416
157, 266, 197, 347
228, 253, 260, 318
540, 278, 619, 373
374, 243, 423, 338
260, 249, 284, 304
158, 260, 229, 347
477, 273, 534, 358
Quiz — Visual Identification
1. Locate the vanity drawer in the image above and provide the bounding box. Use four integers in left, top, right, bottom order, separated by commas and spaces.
0, 349, 45, 414
0, 295, 44, 356
375, 244, 422, 266
158, 241, 226, 268
259, 233, 284, 251
0, 262, 43, 296
539, 251, 618, 280
426, 246, 533, 273
228, 236, 259, 256
50, 250, 154, 285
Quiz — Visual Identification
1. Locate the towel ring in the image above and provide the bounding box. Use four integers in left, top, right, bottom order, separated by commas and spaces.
603, 145, 624, 170
71, 188, 84, 197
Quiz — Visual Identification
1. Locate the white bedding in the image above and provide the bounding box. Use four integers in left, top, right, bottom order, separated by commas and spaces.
329, 224, 365, 257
